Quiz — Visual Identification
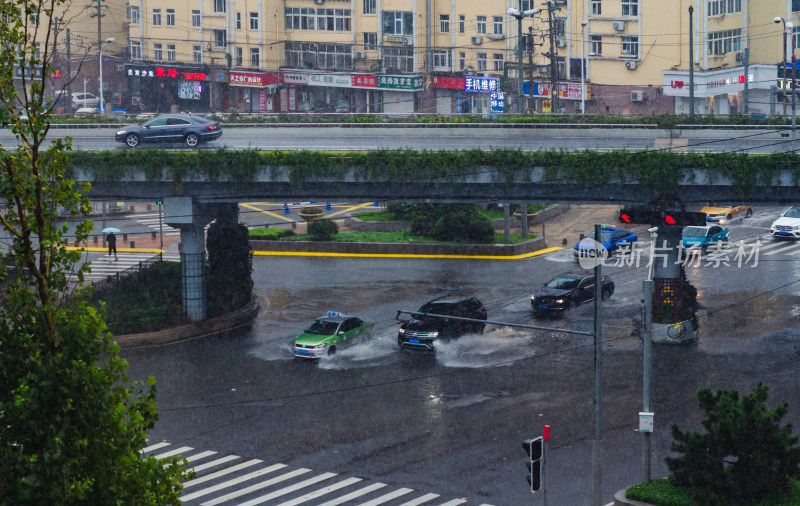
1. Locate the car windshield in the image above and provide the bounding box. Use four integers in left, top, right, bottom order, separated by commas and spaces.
785, 208, 800, 218
585, 230, 613, 242
417, 303, 451, 315
683, 227, 707, 237
306, 320, 339, 335
546, 276, 582, 290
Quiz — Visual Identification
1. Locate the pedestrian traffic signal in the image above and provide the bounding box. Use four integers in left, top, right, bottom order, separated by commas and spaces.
619, 208, 706, 227
522, 437, 544, 492
156, 200, 162, 206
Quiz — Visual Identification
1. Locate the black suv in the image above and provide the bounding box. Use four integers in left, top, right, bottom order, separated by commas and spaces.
397, 296, 488, 351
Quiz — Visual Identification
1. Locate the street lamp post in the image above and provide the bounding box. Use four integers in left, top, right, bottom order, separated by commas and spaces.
508, 7, 540, 115
775, 17, 795, 137
581, 20, 587, 115
98, 37, 114, 114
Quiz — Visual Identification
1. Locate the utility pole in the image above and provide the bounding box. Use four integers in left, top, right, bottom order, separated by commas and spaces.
528, 25, 535, 113
592, 223, 603, 506
90, 0, 106, 95
743, 47, 749, 114
66, 28, 72, 100
546, 2, 559, 113
642, 278, 654, 482
688, 6, 694, 120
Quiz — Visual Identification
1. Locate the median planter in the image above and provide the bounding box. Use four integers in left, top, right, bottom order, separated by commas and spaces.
298, 207, 324, 221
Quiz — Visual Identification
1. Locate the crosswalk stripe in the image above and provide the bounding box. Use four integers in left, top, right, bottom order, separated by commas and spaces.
272, 477, 363, 506
224, 472, 338, 506
189, 455, 241, 473
357, 487, 414, 505
181, 463, 288, 501
183, 459, 263, 488
186, 450, 217, 463
153, 446, 193, 459
317, 483, 388, 506
141, 441, 171, 453
437, 500, 468, 506
397, 493, 441, 505
763, 243, 800, 256
749, 241, 786, 253
195, 468, 311, 505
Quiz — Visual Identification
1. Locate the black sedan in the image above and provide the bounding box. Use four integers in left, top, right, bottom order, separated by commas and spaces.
115, 114, 222, 148
531, 273, 614, 316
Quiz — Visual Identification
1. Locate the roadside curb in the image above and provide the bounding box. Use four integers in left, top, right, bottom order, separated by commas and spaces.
613, 487, 655, 505
113, 294, 260, 348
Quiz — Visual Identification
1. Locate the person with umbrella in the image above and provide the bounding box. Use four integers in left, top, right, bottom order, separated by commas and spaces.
102, 227, 120, 261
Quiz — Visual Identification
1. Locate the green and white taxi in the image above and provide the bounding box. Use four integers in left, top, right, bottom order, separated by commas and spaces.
293, 312, 374, 358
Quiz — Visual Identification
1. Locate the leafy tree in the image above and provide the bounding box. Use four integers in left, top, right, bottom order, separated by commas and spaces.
307, 218, 339, 241
0, 0, 187, 502
666, 383, 800, 503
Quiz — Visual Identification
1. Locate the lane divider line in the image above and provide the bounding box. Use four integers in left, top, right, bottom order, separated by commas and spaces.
252, 246, 563, 261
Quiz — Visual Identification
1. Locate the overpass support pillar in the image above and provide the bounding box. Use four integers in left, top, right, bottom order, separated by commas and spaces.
164, 197, 214, 322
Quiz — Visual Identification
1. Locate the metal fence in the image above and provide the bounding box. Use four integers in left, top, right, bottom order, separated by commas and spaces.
90, 252, 163, 293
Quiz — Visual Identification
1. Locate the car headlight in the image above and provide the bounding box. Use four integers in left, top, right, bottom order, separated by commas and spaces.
556, 299, 564, 304
398, 328, 405, 334
430, 331, 439, 338
530, 296, 536, 301
794, 226, 800, 231
116, 130, 124, 135
314, 343, 327, 349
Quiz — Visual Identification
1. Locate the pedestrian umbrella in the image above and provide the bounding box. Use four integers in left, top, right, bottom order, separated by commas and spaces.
101, 227, 121, 234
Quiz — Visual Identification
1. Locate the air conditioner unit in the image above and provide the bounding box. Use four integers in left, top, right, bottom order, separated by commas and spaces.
123, 21, 130, 28
735, 52, 744, 62
471, 36, 483, 45
356, 51, 366, 59
312, 0, 324, 4
265, 85, 277, 94
402, 35, 414, 46
612, 21, 626, 31
556, 38, 566, 48
625, 60, 637, 70
116, 64, 125, 72
536, 64, 549, 73
631, 90, 644, 102
574, 101, 583, 111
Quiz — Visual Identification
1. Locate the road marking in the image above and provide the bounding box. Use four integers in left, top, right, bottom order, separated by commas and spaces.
241, 202, 296, 223
225, 472, 338, 506
185, 450, 217, 462
195, 468, 311, 505
437, 500, 468, 506
356, 487, 414, 505
763, 243, 800, 256
181, 463, 288, 501
183, 459, 263, 488
141, 441, 171, 453
325, 201, 376, 219
253, 246, 563, 261
65, 246, 165, 253
272, 477, 363, 506
397, 493, 441, 505
153, 446, 193, 459
317, 483, 388, 506
189, 455, 241, 473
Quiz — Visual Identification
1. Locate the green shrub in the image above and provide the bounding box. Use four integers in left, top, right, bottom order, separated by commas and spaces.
300, 206, 323, 215
307, 218, 339, 241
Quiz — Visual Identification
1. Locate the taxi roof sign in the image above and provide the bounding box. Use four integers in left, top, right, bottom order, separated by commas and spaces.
327, 311, 341, 317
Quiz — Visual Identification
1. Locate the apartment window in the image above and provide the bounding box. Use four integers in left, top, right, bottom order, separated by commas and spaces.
236, 46, 243, 66
794, 25, 800, 51
285, 42, 353, 70
591, 0, 601, 15
193, 45, 202, 63
706, 29, 741, 56
214, 0, 226, 13
433, 50, 451, 69
153, 43, 162, 60
128, 5, 140, 24
459, 51, 465, 70
708, 0, 742, 16
167, 44, 176, 61
152, 8, 161, 26
492, 16, 503, 35
493, 53, 503, 71
459, 15, 465, 33
130, 40, 142, 59
363, 0, 376, 14
383, 46, 413, 71
250, 47, 260, 67
319, 9, 351, 31
236, 12, 242, 29
621, 35, 638, 57
477, 16, 486, 34
553, 18, 566, 37
621, 0, 638, 16
248, 12, 259, 30
440, 14, 449, 33
192, 9, 201, 27
794, 0, 800, 11
521, 0, 533, 10
166, 8, 175, 26
214, 29, 226, 47
477, 52, 486, 71
363, 32, 377, 50
285, 8, 313, 30
590, 35, 602, 55
383, 11, 413, 35
34, 42, 41, 59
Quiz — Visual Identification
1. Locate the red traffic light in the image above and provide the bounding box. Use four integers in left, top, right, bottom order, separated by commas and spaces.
664, 215, 677, 225
619, 213, 631, 223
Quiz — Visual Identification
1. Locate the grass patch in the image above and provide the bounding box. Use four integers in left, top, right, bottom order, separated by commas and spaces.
626, 478, 800, 506
353, 205, 549, 222
350, 211, 403, 222
248, 228, 296, 239
270, 229, 535, 244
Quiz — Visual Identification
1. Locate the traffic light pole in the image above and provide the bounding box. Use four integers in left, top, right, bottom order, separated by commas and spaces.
642, 278, 654, 482
592, 223, 603, 506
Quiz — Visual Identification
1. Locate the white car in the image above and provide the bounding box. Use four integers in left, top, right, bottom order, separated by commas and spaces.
770, 206, 800, 239
71, 92, 99, 110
